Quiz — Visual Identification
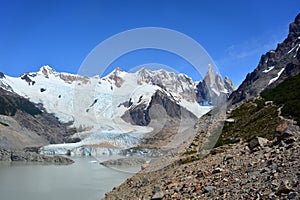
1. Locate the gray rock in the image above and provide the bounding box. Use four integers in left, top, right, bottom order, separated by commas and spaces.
0, 148, 11, 161
288, 192, 297, 199
276, 181, 294, 195
100, 157, 146, 167
153, 184, 161, 193
0, 149, 74, 164
204, 186, 216, 192
151, 191, 164, 200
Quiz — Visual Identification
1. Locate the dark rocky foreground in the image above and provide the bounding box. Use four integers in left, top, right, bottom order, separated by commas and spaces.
103, 119, 300, 200
0, 148, 74, 164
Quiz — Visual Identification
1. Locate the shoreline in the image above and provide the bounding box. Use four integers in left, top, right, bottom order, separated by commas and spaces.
0, 148, 74, 165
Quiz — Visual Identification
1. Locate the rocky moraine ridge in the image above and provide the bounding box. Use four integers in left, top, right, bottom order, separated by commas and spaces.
103, 13, 300, 200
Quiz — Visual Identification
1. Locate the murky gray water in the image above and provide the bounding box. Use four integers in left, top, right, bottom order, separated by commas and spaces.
0, 157, 133, 200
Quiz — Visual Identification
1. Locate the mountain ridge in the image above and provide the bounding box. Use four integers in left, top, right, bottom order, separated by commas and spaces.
229, 13, 300, 105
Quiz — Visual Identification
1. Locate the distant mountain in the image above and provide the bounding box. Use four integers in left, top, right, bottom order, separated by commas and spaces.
0, 65, 234, 155
196, 64, 235, 105
0, 65, 233, 127
230, 13, 300, 105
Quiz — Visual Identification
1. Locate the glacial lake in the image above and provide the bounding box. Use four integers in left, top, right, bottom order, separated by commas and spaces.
0, 156, 135, 200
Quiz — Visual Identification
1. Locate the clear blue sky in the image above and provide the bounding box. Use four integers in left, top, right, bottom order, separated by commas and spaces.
0, 0, 299, 86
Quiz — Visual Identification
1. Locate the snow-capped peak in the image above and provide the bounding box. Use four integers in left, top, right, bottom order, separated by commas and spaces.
107, 67, 124, 76
38, 65, 56, 78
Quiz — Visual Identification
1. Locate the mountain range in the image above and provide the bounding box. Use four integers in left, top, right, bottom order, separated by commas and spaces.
0, 64, 234, 156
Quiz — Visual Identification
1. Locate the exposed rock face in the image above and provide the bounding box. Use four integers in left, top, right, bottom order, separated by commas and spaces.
122, 90, 197, 126
0, 88, 42, 116
0, 148, 74, 164
0, 88, 70, 149
35, 65, 91, 84
108, 67, 124, 88
224, 76, 235, 93
100, 157, 146, 167
230, 14, 300, 105
39, 65, 55, 78
0, 74, 13, 92
20, 74, 35, 85
137, 68, 196, 102
196, 65, 235, 105
0, 72, 5, 79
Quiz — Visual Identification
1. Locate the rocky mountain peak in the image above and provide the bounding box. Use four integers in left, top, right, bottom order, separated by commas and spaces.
0, 72, 5, 79
107, 67, 125, 87
136, 67, 177, 84
136, 67, 196, 102
196, 65, 235, 105
224, 76, 235, 93
230, 13, 300, 105
111, 67, 124, 74
288, 13, 300, 38
206, 64, 215, 85
38, 65, 56, 78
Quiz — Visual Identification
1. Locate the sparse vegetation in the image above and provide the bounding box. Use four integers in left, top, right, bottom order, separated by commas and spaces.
261, 74, 300, 124
215, 97, 282, 148
215, 74, 300, 148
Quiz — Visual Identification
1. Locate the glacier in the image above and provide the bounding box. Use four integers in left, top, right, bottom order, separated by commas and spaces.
0, 65, 215, 157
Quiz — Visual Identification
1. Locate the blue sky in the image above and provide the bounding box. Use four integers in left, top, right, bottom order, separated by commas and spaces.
0, 0, 299, 86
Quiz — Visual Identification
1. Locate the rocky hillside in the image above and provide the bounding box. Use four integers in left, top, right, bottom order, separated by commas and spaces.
0, 88, 71, 149
104, 68, 300, 200
103, 14, 300, 200
104, 119, 299, 199
122, 90, 197, 126
230, 13, 300, 105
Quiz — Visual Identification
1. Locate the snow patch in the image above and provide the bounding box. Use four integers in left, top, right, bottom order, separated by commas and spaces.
211, 87, 220, 96
268, 68, 285, 85
287, 44, 300, 54
263, 66, 275, 73
179, 99, 212, 118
